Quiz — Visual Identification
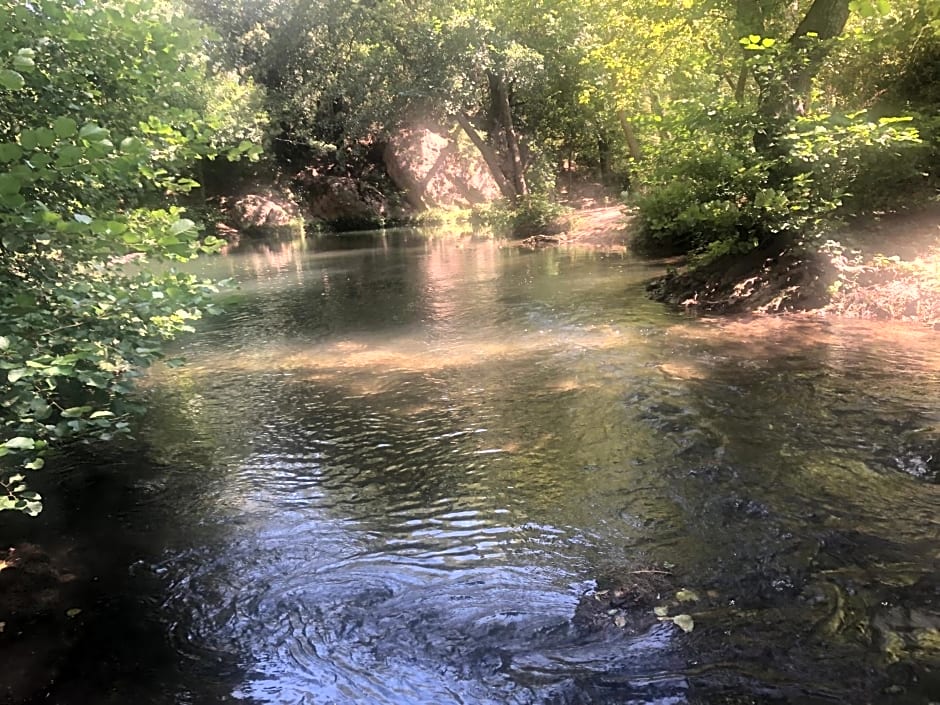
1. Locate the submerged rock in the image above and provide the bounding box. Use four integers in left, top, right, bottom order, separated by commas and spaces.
573, 568, 677, 635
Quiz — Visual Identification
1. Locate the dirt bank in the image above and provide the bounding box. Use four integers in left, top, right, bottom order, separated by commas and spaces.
633, 202, 940, 327
518, 202, 636, 250
521, 199, 940, 327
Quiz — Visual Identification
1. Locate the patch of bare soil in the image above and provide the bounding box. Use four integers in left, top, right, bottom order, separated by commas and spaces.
566, 204, 637, 248
519, 201, 636, 250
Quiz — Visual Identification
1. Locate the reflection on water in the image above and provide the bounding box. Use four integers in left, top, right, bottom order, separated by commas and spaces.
22, 231, 940, 703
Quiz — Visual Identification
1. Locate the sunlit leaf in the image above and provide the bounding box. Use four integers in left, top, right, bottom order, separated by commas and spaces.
4, 437, 36, 450
0, 69, 26, 91
676, 589, 699, 603
78, 123, 109, 141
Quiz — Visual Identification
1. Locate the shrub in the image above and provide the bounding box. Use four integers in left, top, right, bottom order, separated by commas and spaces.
631, 104, 921, 263
472, 193, 571, 238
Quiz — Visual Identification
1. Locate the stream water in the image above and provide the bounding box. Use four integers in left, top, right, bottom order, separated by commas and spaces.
7, 230, 940, 704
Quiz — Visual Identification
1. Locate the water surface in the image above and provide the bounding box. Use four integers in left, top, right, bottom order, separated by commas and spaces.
19, 231, 940, 704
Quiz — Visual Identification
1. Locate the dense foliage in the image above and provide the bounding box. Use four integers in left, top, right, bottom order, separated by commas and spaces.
190, 0, 937, 241
0, 0, 260, 514
627, 0, 937, 258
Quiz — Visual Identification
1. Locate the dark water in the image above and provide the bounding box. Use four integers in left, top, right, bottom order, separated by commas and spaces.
7, 231, 940, 704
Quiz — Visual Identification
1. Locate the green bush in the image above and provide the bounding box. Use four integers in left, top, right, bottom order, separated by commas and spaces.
632, 104, 921, 263
472, 193, 570, 238
0, 0, 260, 515
843, 113, 939, 211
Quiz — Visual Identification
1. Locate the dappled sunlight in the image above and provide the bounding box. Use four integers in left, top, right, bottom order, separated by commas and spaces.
668, 315, 940, 372
654, 362, 707, 381
158, 323, 638, 383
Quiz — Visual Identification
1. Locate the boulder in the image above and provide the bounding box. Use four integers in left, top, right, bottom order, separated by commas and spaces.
216, 188, 302, 241
384, 124, 501, 209
230, 193, 297, 229
300, 173, 392, 231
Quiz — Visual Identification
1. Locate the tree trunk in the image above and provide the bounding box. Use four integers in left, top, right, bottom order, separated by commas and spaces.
758, 0, 851, 123
597, 133, 612, 185
455, 112, 517, 201
617, 111, 643, 161
491, 72, 528, 198
734, 62, 748, 103
754, 0, 851, 158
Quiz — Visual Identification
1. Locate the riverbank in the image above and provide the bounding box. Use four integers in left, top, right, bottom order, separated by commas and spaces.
518, 202, 637, 251
549, 201, 940, 328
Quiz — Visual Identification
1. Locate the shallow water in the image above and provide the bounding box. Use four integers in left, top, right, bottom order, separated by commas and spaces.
11, 231, 940, 704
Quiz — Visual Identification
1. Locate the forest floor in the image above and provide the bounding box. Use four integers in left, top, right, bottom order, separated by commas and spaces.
538, 200, 940, 328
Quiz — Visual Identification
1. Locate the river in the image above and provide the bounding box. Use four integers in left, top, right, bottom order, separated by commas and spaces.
7, 230, 940, 704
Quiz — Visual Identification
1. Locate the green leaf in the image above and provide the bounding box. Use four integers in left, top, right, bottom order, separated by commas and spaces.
34, 128, 56, 148
78, 123, 109, 141
672, 614, 694, 632
119, 136, 143, 153
4, 437, 36, 450
169, 218, 196, 236
0, 142, 23, 162
61, 406, 92, 418
0, 336, 8, 350
24, 458, 45, 470
676, 589, 699, 603
53, 116, 78, 138
8, 368, 29, 383
56, 144, 83, 165
12, 55, 35, 72
0, 69, 26, 91
19, 130, 39, 150
19, 498, 43, 516
0, 174, 21, 196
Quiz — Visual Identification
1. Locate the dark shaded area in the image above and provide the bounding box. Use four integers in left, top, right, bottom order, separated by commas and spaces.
645, 244, 831, 313
0, 443, 249, 705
